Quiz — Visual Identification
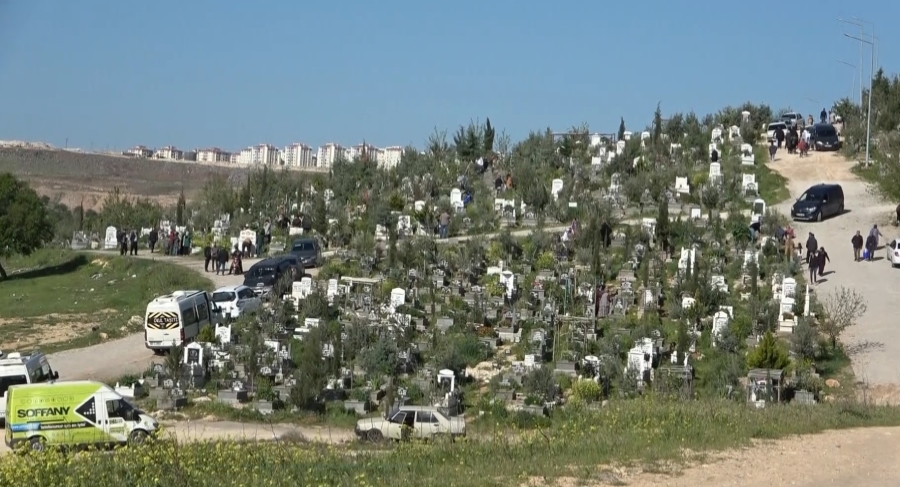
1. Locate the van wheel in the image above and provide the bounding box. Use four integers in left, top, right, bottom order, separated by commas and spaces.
839, 203, 845, 214
816, 211, 823, 222
28, 437, 46, 453
129, 430, 149, 445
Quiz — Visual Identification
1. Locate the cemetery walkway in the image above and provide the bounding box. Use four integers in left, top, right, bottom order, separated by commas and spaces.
769, 150, 900, 402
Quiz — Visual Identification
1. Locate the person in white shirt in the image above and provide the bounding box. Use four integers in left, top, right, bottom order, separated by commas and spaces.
802, 128, 810, 144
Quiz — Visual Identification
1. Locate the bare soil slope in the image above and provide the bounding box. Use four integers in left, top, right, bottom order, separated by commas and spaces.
0, 148, 251, 210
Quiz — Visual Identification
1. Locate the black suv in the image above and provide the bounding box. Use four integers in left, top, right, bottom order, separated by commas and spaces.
808, 123, 841, 151
791, 183, 845, 222
242, 256, 300, 299
289, 237, 323, 268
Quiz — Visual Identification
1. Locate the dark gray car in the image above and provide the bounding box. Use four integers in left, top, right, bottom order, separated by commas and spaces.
289, 238, 323, 268
808, 123, 841, 151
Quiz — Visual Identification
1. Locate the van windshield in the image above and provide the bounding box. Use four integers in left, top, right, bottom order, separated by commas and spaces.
212, 292, 236, 303
0, 375, 28, 396
797, 191, 824, 202
247, 266, 275, 278
816, 126, 837, 137
292, 241, 316, 252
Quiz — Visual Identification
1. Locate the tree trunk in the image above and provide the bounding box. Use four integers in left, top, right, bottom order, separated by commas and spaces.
0, 260, 6, 280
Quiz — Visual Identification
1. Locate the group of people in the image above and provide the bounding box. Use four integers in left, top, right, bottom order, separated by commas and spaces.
803, 233, 831, 284
203, 243, 244, 275
851, 225, 884, 262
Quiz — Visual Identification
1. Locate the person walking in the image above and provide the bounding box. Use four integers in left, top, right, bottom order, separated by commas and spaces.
820, 108, 827, 124
865, 233, 877, 261
148, 228, 158, 254
768, 140, 777, 161
817, 247, 830, 277
216, 244, 229, 275
203, 242, 212, 272
808, 250, 820, 284
851, 230, 864, 262
869, 224, 884, 249
263, 219, 272, 254
805, 233, 818, 265
181, 230, 191, 256
119, 231, 128, 256
439, 211, 450, 239
129, 229, 138, 256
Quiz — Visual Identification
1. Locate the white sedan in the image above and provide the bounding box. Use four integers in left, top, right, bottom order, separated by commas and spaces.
887, 239, 900, 267
211, 285, 262, 319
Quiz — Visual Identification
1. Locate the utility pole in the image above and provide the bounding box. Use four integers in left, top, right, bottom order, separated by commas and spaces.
844, 31, 875, 166
838, 18, 865, 105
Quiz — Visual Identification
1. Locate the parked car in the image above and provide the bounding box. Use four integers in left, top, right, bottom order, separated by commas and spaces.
289, 237, 323, 268
355, 406, 466, 442
886, 239, 900, 267
767, 122, 787, 142
790, 183, 845, 222
779, 112, 803, 127
807, 123, 842, 151
242, 257, 297, 299
211, 285, 262, 319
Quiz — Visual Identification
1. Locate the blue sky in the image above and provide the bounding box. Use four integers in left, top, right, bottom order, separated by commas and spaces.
0, 0, 893, 152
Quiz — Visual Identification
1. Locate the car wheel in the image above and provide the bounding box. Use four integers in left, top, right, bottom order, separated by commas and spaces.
129, 430, 150, 445
29, 436, 46, 453
815, 211, 823, 222
366, 429, 384, 442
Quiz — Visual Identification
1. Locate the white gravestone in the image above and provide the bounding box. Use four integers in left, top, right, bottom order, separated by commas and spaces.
414, 200, 425, 212
622, 131, 633, 141
183, 342, 204, 367
709, 162, 722, 182
711, 127, 723, 143
104, 226, 118, 250
239, 229, 255, 243
729, 125, 740, 140
690, 207, 702, 219
450, 189, 462, 207
292, 278, 312, 299
615, 140, 626, 154
751, 198, 766, 223
740, 143, 755, 165
214, 323, 232, 344
326, 279, 339, 302
550, 179, 563, 201
390, 288, 406, 309
675, 177, 690, 195
742, 174, 757, 194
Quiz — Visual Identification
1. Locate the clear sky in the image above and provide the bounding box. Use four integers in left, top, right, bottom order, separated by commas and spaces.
0, 0, 893, 152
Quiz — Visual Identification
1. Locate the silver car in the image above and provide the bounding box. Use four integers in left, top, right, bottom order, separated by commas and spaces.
355, 406, 466, 442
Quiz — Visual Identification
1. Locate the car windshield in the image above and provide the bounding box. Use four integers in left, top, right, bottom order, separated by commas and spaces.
817, 126, 837, 137
797, 191, 824, 202
292, 242, 315, 252
247, 266, 275, 278
212, 291, 236, 303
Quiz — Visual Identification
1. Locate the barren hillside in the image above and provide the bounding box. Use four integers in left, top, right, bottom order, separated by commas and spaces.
0, 148, 251, 211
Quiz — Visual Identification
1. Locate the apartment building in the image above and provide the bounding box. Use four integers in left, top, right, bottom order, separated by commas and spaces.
315, 143, 345, 168
233, 144, 280, 165
197, 147, 232, 163
153, 146, 183, 160
126, 145, 153, 158
347, 142, 380, 162
378, 146, 403, 169
282, 143, 314, 167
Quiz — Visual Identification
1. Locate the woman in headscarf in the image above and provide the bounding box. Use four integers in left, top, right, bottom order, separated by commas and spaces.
817, 247, 830, 278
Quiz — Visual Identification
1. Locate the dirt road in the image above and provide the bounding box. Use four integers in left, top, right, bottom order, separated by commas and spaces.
768, 150, 900, 401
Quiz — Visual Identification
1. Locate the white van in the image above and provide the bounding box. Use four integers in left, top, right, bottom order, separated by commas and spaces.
0, 351, 59, 424
144, 290, 215, 353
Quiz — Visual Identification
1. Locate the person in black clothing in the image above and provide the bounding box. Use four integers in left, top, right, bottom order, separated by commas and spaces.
775, 127, 785, 148
851, 231, 864, 262
820, 108, 827, 124
710, 148, 719, 163
148, 229, 158, 253
129, 229, 138, 255
865, 234, 877, 261
203, 243, 212, 272
808, 250, 821, 284
805, 233, 818, 265
817, 247, 831, 277
119, 232, 128, 256
216, 244, 229, 275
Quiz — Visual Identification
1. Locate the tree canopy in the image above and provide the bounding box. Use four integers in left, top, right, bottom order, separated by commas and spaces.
0, 173, 54, 279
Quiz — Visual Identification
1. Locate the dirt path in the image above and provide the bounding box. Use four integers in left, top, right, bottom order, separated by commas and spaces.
768, 150, 900, 399
600, 426, 900, 487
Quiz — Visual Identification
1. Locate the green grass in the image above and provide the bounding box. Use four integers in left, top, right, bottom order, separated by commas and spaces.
755, 146, 790, 204
3, 398, 900, 486
0, 249, 212, 352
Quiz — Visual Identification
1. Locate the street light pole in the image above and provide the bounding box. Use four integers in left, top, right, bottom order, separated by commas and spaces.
845, 32, 875, 166
839, 18, 865, 105
837, 60, 856, 102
